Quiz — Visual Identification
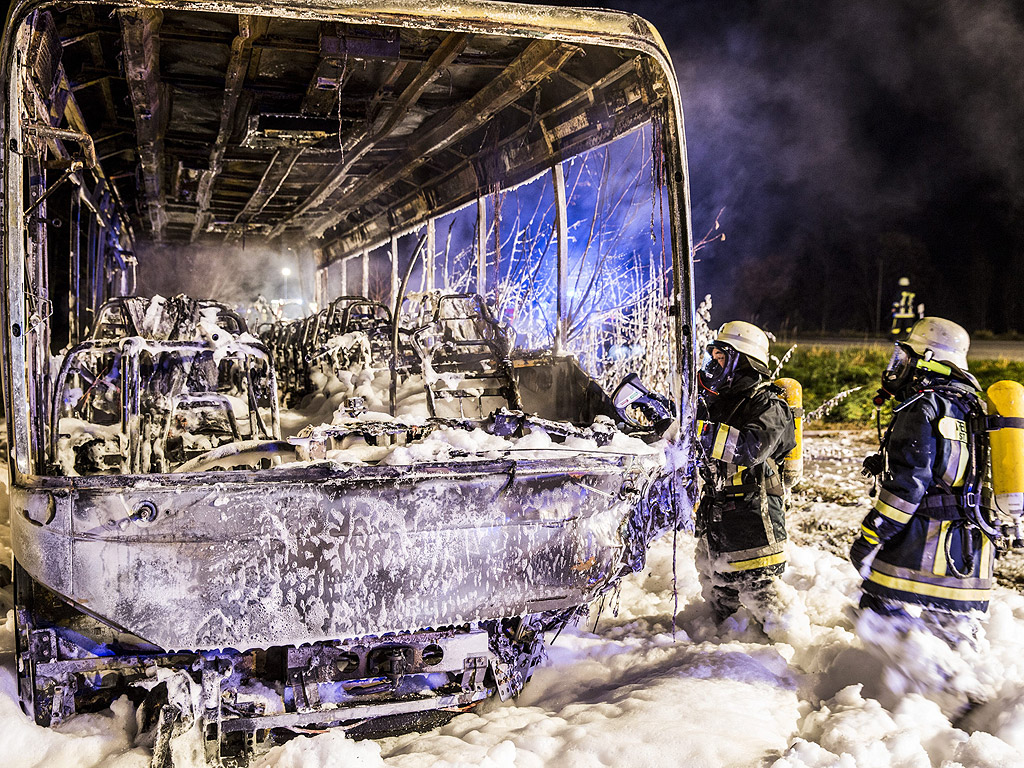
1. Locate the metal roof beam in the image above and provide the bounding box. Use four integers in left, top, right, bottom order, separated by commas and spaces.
317, 55, 644, 261
229, 147, 305, 236
305, 38, 578, 240
190, 15, 269, 242
119, 8, 168, 241
266, 31, 468, 239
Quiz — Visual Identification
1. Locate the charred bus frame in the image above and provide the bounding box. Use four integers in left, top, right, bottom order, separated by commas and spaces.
1, 0, 696, 763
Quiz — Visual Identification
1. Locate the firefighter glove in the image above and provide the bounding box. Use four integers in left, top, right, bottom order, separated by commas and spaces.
861, 452, 884, 477
849, 536, 880, 578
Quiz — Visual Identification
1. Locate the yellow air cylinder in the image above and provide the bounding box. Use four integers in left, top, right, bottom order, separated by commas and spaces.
775, 377, 803, 489
986, 380, 1024, 516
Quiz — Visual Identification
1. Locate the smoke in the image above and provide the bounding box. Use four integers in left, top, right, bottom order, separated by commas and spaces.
140, 0, 1024, 332
135, 240, 316, 312
588, 0, 1024, 332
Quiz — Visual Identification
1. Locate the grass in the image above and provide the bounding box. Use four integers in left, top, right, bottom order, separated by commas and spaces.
773, 345, 1024, 429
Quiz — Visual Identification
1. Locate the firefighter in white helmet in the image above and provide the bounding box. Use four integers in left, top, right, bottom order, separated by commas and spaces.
695, 321, 796, 623
854, 316, 993, 649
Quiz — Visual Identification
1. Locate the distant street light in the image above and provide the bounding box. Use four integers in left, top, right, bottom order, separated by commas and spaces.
280, 267, 293, 299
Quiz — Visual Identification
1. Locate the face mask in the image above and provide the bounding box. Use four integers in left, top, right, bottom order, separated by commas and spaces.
699, 343, 739, 396
881, 344, 913, 394
880, 343, 954, 396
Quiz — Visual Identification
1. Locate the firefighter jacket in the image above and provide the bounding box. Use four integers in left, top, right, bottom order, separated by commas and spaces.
858, 379, 994, 613
696, 375, 797, 574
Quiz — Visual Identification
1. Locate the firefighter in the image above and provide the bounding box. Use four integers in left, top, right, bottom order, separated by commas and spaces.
695, 321, 797, 623
852, 317, 993, 644
889, 277, 919, 340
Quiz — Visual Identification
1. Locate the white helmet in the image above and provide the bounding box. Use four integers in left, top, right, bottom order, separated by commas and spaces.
713, 321, 770, 374
903, 317, 970, 372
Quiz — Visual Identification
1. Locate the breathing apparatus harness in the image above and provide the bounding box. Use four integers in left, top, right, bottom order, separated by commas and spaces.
925, 383, 992, 576
696, 378, 786, 500
695, 343, 746, 498
865, 357, 1001, 576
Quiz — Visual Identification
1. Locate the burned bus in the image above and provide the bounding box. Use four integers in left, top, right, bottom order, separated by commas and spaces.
0, 0, 695, 762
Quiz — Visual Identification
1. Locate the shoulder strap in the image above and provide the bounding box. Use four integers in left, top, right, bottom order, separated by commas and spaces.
987, 415, 1024, 430
718, 383, 766, 425
932, 386, 995, 533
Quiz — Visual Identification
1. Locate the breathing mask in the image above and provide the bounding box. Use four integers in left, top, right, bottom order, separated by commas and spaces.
878, 342, 954, 400
699, 342, 740, 396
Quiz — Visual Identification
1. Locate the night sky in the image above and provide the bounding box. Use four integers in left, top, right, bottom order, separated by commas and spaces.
539, 0, 1024, 335
5, 0, 1023, 334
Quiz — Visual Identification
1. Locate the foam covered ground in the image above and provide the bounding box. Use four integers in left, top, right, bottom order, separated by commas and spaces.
3, 432, 1024, 767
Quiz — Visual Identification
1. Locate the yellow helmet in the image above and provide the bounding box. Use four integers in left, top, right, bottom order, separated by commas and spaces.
904, 317, 970, 372
713, 320, 770, 374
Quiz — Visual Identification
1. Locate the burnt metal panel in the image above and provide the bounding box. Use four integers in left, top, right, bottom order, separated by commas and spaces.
12, 456, 645, 650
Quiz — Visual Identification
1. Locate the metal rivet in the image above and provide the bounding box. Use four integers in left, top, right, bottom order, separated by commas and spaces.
130, 500, 159, 525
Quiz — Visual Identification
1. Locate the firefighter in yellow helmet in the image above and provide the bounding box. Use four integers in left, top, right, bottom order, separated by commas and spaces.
890, 277, 919, 340
853, 317, 993, 646
695, 321, 796, 623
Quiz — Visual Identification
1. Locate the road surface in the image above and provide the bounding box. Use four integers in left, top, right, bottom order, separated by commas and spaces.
783, 336, 1024, 361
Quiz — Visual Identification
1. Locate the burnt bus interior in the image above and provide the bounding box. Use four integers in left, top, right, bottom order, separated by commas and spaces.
7, 2, 685, 478
3, 0, 691, 760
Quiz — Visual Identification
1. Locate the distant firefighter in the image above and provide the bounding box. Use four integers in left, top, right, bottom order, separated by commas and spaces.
695, 321, 796, 624
854, 317, 991, 647
889, 276, 923, 340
